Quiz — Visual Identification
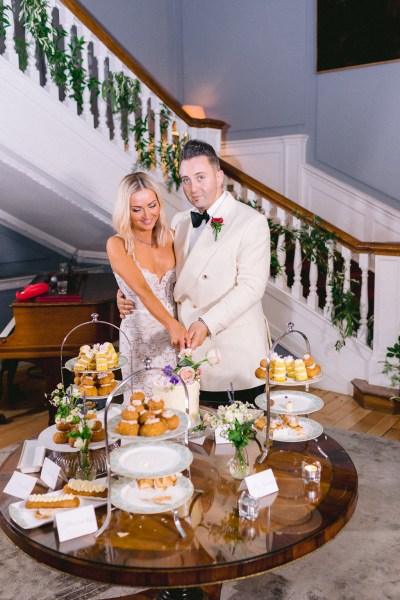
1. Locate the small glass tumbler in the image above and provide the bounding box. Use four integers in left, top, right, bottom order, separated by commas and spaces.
302, 460, 321, 484
238, 491, 259, 521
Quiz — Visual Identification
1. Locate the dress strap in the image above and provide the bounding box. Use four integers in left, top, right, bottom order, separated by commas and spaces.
169, 228, 175, 241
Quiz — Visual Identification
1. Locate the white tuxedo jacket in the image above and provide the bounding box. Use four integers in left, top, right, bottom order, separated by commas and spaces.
171, 192, 270, 392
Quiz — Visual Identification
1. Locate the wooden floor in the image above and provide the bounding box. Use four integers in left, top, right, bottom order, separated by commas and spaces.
1, 364, 399, 448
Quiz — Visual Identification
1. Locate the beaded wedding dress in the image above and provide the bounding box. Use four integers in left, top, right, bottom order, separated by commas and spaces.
115, 264, 177, 397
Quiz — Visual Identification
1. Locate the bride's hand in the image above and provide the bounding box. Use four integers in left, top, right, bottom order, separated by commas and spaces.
167, 320, 192, 352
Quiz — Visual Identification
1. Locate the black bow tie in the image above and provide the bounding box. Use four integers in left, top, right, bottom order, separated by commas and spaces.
191, 210, 210, 228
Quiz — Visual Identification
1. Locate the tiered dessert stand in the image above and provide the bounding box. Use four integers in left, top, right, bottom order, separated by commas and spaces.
96, 359, 193, 537
257, 322, 325, 463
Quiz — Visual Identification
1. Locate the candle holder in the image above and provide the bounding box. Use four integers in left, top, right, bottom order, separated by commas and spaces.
302, 460, 321, 484
238, 491, 259, 521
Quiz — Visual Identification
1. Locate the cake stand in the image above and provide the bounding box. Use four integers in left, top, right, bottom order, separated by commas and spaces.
258, 322, 325, 463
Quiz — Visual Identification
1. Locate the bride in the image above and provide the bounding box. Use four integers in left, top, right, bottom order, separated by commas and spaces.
107, 172, 191, 394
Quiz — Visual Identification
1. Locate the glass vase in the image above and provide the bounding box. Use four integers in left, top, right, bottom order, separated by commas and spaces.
75, 445, 97, 480
228, 446, 250, 480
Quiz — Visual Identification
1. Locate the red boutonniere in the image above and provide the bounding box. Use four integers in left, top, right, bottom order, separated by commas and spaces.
210, 217, 224, 241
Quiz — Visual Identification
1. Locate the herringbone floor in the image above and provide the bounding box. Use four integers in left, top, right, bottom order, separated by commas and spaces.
0, 363, 399, 448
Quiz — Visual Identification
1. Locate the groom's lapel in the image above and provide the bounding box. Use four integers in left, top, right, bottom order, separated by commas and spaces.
174, 194, 235, 298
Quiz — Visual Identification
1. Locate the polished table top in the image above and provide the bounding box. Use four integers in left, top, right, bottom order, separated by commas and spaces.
0, 433, 358, 589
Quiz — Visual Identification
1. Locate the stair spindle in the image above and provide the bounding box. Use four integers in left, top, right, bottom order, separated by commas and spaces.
323, 240, 335, 318
151, 94, 162, 177
77, 23, 93, 125
291, 216, 303, 299
25, 29, 41, 85
43, 0, 60, 99
93, 39, 109, 139
108, 55, 125, 151
3, 0, 19, 67
357, 253, 370, 344
307, 258, 319, 310
341, 247, 352, 293
275, 207, 287, 288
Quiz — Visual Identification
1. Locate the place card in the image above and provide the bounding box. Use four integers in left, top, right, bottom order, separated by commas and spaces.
39, 458, 61, 490
189, 435, 206, 445
245, 468, 279, 499
55, 505, 98, 542
3, 471, 37, 500
214, 426, 230, 444
17, 440, 46, 474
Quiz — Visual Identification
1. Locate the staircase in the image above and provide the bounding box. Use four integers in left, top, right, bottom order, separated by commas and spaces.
1, 0, 399, 395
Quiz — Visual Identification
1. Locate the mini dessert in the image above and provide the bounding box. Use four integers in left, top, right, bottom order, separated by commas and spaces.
284, 356, 296, 378
84, 409, 98, 420
140, 417, 167, 437
98, 381, 117, 395
254, 416, 267, 432
137, 475, 179, 489
91, 428, 106, 442
285, 400, 293, 411
56, 420, 72, 432
130, 399, 145, 412
88, 419, 103, 432
35, 508, 55, 520
137, 479, 154, 489
53, 431, 69, 444
255, 357, 267, 379
25, 493, 80, 509
97, 372, 115, 385
273, 358, 286, 382
121, 406, 139, 421
63, 478, 107, 498
115, 420, 140, 436
161, 410, 180, 430
294, 358, 308, 381
147, 398, 165, 413
303, 354, 321, 378
138, 410, 156, 424
130, 390, 146, 403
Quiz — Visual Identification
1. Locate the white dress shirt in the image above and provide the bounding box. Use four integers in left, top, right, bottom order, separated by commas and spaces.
189, 192, 227, 252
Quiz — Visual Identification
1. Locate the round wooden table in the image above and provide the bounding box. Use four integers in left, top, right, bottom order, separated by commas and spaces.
0, 433, 358, 600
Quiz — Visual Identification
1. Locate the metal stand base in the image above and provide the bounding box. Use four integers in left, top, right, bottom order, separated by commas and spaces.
157, 588, 203, 600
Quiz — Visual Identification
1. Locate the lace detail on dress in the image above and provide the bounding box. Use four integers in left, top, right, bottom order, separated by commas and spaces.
115, 263, 177, 397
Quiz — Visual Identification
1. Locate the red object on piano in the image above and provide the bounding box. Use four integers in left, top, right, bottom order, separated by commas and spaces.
15, 283, 49, 301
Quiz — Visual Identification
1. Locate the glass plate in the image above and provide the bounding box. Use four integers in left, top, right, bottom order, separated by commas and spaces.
255, 390, 324, 415
255, 416, 323, 443
111, 476, 194, 515
110, 441, 193, 478
64, 355, 128, 373
107, 409, 190, 442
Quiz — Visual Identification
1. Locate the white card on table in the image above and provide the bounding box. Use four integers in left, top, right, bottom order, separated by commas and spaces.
214, 426, 230, 444
189, 435, 206, 446
3, 471, 37, 499
39, 458, 61, 490
18, 440, 46, 474
245, 468, 279, 499
55, 505, 98, 542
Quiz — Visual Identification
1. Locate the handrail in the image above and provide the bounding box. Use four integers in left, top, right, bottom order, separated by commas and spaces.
221, 159, 400, 256
61, 0, 227, 131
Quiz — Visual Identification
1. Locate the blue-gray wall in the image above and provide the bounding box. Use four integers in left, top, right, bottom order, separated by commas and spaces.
78, 0, 400, 211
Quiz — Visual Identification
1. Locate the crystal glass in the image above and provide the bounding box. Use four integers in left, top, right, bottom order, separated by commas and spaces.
301, 460, 321, 484
238, 491, 259, 521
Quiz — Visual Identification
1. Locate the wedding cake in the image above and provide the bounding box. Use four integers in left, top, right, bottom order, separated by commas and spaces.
152, 379, 200, 426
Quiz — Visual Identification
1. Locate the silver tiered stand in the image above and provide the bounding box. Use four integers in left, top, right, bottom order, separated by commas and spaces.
96, 359, 191, 538
258, 322, 316, 463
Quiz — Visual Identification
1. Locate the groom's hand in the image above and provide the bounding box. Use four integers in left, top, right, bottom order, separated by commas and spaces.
188, 320, 208, 350
116, 289, 135, 319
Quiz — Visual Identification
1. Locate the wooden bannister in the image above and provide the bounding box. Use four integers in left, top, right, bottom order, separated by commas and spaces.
61, 0, 227, 132
221, 159, 400, 256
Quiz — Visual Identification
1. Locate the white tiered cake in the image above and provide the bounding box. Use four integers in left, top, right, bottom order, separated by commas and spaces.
152, 380, 200, 426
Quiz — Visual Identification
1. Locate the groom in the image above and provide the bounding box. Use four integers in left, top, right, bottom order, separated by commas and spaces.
119, 140, 270, 404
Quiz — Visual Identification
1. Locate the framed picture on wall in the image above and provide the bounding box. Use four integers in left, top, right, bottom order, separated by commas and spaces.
317, 0, 400, 72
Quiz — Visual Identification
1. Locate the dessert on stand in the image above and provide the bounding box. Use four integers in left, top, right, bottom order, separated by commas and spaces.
254, 322, 325, 463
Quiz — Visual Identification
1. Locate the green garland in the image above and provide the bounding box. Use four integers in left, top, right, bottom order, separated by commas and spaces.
0, 0, 10, 38
380, 336, 400, 398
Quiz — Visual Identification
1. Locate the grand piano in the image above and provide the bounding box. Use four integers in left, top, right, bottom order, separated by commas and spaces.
0, 272, 119, 410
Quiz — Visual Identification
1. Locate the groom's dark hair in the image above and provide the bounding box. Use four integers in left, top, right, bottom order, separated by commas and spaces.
181, 139, 220, 170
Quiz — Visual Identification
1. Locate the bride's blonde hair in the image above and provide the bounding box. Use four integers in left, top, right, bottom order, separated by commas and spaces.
113, 172, 169, 255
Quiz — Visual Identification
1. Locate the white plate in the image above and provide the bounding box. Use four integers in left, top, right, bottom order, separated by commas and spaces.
268, 372, 324, 386
111, 476, 194, 514
255, 416, 323, 443
107, 409, 190, 443
8, 479, 107, 529
38, 424, 106, 453
64, 355, 128, 373
255, 390, 324, 415
110, 441, 193, 478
